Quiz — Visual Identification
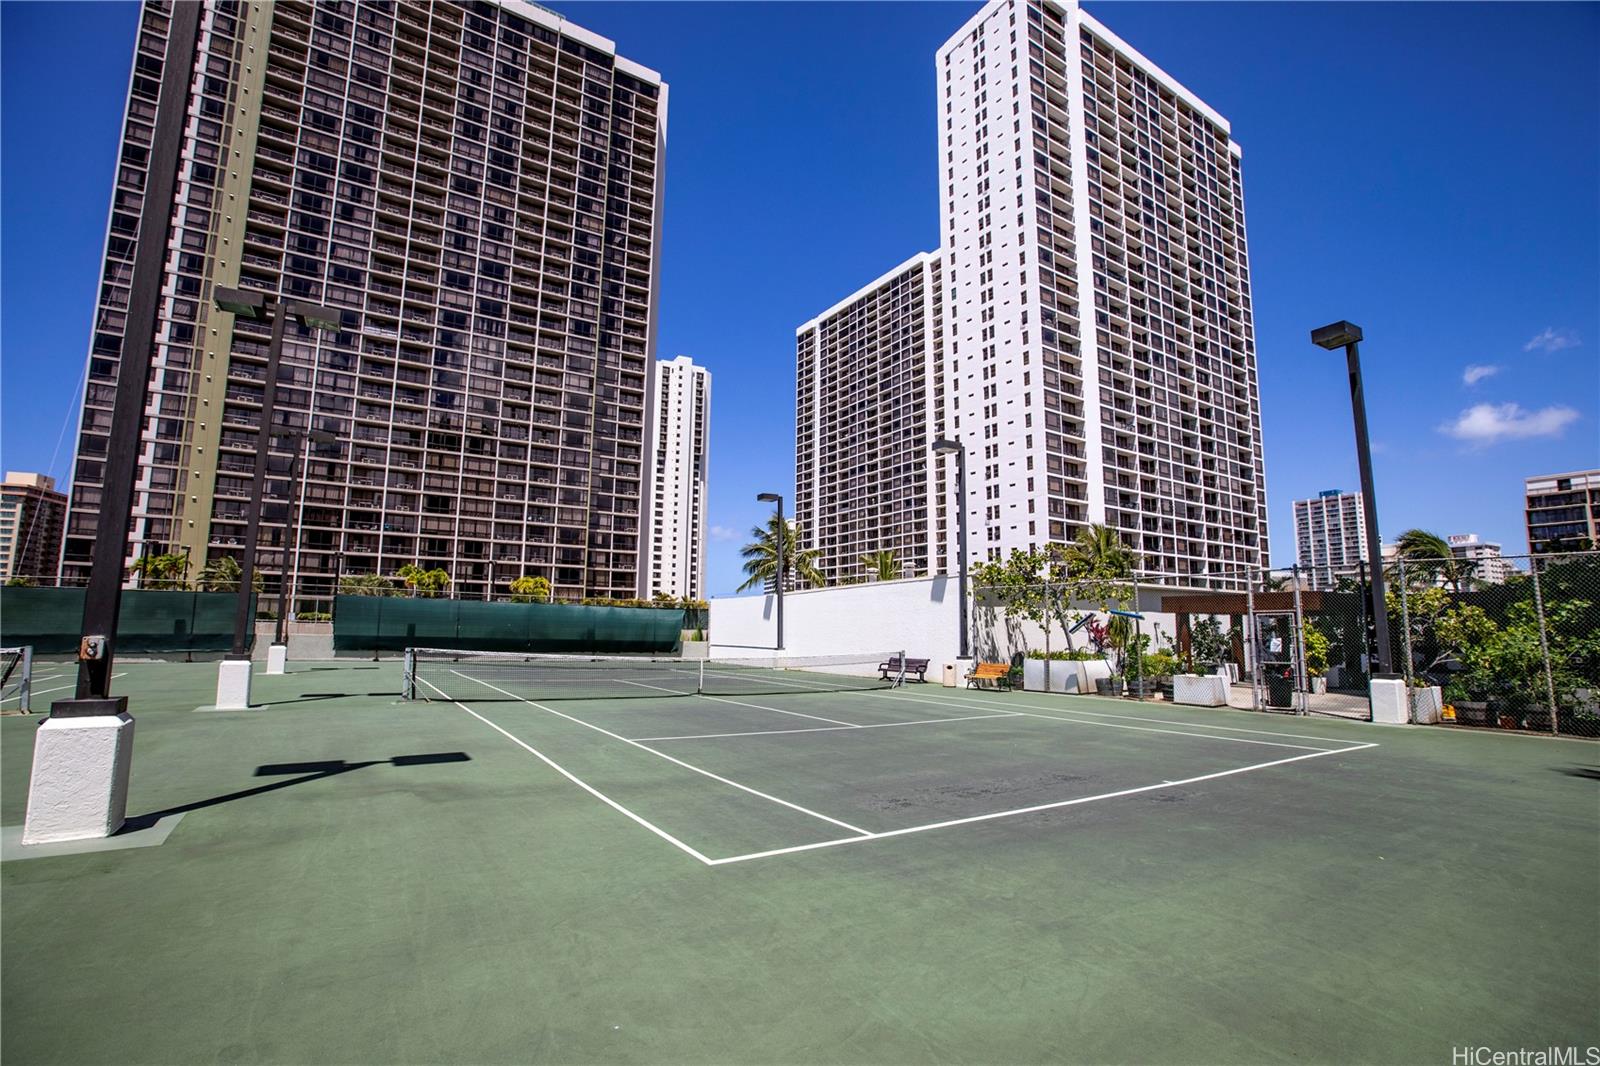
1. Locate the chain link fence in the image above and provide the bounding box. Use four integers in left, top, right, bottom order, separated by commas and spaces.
1389, 551, 1600, 738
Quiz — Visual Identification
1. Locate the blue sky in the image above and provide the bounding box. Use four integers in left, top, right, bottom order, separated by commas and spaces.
3, 2, 1596, 595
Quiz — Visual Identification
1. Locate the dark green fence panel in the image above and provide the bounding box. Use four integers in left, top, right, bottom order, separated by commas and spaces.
0, 588, 252, 654
332, 595, 683, 655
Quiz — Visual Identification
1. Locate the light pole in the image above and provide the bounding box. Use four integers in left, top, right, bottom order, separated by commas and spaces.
1311, 320, 1393, 676
22, 0, 201, 846
931, 438, 970, 659
269, 426, 338, 666
757, 492, 784, 651
212, 287, 341, 704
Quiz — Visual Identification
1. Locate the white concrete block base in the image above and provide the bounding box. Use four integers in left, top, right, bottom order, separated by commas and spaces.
22, 712, 135, 844
265, 643, 288, 675
1371, 677, 1409, 724
216, 658, 254, 710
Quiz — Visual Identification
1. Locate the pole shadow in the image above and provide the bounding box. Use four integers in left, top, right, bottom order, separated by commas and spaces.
120, 751, 471, 833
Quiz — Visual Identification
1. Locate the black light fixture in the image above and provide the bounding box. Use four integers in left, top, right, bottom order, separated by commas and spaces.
931, 438, 970, 658
211, 290, 343, 661
1311, 320, 1393, 676
756, 492, 784, 651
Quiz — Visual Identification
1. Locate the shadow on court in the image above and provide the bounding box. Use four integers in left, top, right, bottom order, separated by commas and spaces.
120, 751, 471, 832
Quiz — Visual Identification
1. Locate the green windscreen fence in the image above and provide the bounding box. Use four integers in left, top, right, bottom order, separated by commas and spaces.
0, 588, 253, 654
332, 596, 684, 655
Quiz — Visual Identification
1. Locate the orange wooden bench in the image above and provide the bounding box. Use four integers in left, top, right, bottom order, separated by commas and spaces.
967, 662, 1013, 690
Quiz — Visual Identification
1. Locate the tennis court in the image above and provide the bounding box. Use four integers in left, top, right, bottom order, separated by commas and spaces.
404, 649, 1381, 867
3, 658, 1596, 1064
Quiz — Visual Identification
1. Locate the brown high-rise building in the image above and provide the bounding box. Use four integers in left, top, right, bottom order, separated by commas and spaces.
0, 473, 68, 584
63, 1, 667, 602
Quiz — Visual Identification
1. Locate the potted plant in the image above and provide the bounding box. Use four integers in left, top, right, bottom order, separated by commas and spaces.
1302, 623, 1330, 695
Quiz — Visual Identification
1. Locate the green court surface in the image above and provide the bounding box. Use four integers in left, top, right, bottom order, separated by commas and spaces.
3, 660, 1596, 1064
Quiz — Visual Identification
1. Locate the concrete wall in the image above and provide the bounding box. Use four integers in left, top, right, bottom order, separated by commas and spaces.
710, 576, 961, 666
710, 575, 1191, 670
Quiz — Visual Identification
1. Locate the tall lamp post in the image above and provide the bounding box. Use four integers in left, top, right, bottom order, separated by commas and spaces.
931, 438, 970, 659
756, 492, 784, 651
211, 287, 342, 706
264, 426, 338, 674
21, 0, 201, 846
1310, 320, 1393, 676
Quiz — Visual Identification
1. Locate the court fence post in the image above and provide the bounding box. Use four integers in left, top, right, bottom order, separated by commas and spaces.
1245, 576, 1260, 712
1291, 564, 1308, 716
1529, 564, 1560, 735
1397, 557, 1415, 720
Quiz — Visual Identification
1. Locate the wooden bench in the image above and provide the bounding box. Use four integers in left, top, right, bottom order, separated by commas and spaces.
879, 656, 931, 683
967, 662, 1013, 690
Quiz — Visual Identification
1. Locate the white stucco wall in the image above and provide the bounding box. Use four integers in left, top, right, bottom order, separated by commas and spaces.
710, 576, 962, 666
710, 575, 1192, 670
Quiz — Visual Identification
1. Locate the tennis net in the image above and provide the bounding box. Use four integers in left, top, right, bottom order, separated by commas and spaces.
1, 645, 33, 712
404, 648, 908, 702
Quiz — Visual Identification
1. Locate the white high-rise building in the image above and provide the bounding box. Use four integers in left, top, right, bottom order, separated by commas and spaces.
1294, 489, 1368, 588
1447, 533, 1513, 585
647, 356, 710, 599
796, 252, 948, 584
935, 0, 1268, 587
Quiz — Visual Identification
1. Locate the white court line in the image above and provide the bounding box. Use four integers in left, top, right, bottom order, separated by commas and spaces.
961, 696, 1379, 745
9, 672, 128, 702
634, 711, 1023, 743
867, 689, 1348, 753
699, 667, 878, 694
706, 742, 1381, 866
456, 671, 874, 836
415, 676, 716, 866
615, 677, 860, 728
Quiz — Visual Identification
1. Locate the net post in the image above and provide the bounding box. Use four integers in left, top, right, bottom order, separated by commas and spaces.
697, 657, 705, 695
896, 650, 906, 688
402, 647, 416, 700
20, 645, 32, 712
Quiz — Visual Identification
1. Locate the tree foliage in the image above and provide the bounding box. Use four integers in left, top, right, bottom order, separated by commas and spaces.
196, 555, 263, 593
738, 514, 824, 593
397, 563, 451, 597
337, 573, 396, 597
860, 549, 901, 582
509, 575, 551, 603
133, 552, 190, 590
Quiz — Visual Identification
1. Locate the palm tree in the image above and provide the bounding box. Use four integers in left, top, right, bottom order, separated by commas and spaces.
860, 549, 901, 582
198, 555, 264, 592
1392, 528, 1462, 590
132, 551, 190, 590
737, 514, 824, 592
1063, 523, 1137, 581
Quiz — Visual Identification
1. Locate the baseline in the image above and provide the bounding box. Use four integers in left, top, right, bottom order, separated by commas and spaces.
867, 689, 1351, 753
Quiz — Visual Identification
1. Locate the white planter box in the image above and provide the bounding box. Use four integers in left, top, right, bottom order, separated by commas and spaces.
1023, 659, 1081, 693
1172, 673, 1228, 707
1309, 676, 1327, 695
1411, 685, 1443, 725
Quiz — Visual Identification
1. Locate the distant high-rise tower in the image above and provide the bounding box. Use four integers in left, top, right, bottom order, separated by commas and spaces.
795, 252, 948, 584
1294, 489, 1367, 588
63, 1, 667, 603
647, 356, 709, 599
935, 0, 1267, 586
0, 473, 67, 583
1525, 469, 1600, 557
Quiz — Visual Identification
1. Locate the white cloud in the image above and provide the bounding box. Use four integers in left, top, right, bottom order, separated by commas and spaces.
1462, 364, 1499, 386
1523, 327, 1579, 353
1440, 402, 1580, 444
708, 524, 739, 542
